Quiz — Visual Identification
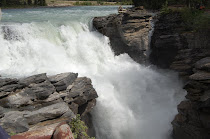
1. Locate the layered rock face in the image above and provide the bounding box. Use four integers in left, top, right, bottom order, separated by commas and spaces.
0, 73, 98, 137
93, 8, 152, 64
150, 12, 210, 139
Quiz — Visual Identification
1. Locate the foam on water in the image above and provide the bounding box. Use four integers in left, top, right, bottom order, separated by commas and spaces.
0, 6, 185, 139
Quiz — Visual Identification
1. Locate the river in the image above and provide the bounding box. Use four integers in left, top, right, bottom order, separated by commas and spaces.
0, 6, 185, 139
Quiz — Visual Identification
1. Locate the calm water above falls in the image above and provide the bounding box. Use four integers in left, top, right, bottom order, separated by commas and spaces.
0, 6, 185, 139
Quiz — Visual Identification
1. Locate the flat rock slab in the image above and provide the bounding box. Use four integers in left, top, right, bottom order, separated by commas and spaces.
24, 102, 75, 125
49, 72, 78, 92
189, 72, 210, 81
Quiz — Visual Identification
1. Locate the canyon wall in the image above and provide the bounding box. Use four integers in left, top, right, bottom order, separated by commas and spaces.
150, 12, 210, 139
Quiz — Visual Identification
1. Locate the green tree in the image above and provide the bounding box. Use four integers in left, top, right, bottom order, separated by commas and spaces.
28, 0, 32, 5
2, 0, 7, 6
132, 0, 166, 9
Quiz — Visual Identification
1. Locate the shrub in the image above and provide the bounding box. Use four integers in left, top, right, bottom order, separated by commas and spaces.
160, 1, 171, 15
70, 114, 95, 139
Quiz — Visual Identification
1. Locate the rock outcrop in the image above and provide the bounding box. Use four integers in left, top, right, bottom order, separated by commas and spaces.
0, 72, 98, 137
150, 12, 210, 139
93, 8, 153, 64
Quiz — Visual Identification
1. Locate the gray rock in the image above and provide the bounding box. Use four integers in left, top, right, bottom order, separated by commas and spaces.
80, 99, 96, 117
49, 72, 78, 92
0, 78, 23, 93
0, 78, 18, 88
189, 71, 210, 81
19, 73, 48, 86
0, 111, 29, 133
69, 102, 79, 115
65, 77, 98, 105
195, 57, 210, 71
44, 92, 67, 102
28, 80, 55, 100
0, 83, 24, 92
0, 92, 11, 98
24, 102, 75, 125
0, 88, 35, 108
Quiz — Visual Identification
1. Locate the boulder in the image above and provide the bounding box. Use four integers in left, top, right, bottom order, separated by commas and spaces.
49, 72, 78, 92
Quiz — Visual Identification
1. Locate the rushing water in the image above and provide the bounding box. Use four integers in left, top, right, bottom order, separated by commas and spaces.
0, 6, 185, 139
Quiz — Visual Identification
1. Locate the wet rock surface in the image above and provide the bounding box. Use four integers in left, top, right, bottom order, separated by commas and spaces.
93, 8, 153, 64
0, 72, 98, 137
150, 12, 210, 139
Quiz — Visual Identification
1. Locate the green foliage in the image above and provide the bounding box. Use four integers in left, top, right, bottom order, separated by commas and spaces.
9, 132, 16, 136
132, 0, 166, 9
161, 1, 171, 14
97, 1, 104, 5
70, 114, 95, 139
179, 8, 210, 31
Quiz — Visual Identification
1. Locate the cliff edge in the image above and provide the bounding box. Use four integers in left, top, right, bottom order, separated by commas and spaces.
93, 7, 153, 64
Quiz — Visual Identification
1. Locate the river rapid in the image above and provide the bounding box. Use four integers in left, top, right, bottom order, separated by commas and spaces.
0, 6, 185, 139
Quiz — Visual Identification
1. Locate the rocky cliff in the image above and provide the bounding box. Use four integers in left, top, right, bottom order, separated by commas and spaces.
0, 72, 98, 138
150, 12, 210, 139
93, 7, 153, 64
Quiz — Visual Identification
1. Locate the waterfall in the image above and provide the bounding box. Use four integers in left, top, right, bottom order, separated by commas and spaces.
0, 6, 186, 139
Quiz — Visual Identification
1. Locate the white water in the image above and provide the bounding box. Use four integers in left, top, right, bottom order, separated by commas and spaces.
0, 6, 185, 139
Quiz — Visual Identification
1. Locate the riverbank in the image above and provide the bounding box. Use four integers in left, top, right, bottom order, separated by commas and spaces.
0, 1, 132, 9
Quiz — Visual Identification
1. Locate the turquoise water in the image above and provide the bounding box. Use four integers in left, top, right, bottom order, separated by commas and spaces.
0, 6, 185, 139
2, 6, 119, 24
